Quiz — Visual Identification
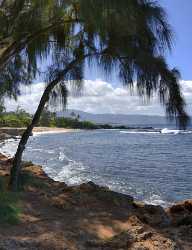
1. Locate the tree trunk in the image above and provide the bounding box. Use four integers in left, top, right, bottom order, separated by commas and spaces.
9, 55, 89, 191
9, 80, 56, 191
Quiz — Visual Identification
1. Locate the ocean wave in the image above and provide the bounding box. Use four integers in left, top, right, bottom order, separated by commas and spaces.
120, 128, 192, 135
33, 131, 67, 136
0, 138, 19, 157
51, 157, 88, 184
120, 130, 160, 134
1, 130, 190, 207
161, 128, 192, 134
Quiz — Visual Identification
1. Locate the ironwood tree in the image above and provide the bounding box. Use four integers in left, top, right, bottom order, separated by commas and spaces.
0, 0, 189, 190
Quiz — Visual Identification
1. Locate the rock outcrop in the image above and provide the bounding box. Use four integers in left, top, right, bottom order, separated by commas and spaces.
0, 154, 192, 250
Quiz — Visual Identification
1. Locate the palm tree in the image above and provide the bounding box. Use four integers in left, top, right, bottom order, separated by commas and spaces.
0, 0, 189, 190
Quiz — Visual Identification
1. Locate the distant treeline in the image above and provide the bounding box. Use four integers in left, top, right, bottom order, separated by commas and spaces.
0, 108, 32, 127
0, 108, 155, 130
0, 108, 120, 129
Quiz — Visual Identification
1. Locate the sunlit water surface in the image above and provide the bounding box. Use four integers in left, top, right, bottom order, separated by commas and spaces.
1, 129, 192, 207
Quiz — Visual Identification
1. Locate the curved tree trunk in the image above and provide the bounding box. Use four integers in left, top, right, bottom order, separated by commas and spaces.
9, 78, 59, 191
9, 55, 90, 191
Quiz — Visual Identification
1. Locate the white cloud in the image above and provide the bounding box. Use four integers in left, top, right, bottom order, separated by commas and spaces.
5, 82, 45, 113
4, 79, 192, 116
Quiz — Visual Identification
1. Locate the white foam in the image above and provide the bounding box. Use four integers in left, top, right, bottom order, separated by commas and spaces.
120, 130, 159, 134
33, 130, 70, 136
58, 152, 72, 162
144, 194, 170, 207
53, 160, 87, 184
0, 138, 19, 157
161, 128, 179, 134
120, 128, 192, 135
161, 128, 192, 134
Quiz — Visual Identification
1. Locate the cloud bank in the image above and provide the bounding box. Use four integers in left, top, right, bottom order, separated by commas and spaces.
4, 79, 192, 116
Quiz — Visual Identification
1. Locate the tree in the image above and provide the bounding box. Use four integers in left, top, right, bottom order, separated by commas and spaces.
0, 0, 189, 190
39, 106, 56, 127
0, 100, 5, 114
70, 112, 76, 118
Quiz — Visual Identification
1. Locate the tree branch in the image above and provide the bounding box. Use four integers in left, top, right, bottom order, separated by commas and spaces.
0, 17, 82, 70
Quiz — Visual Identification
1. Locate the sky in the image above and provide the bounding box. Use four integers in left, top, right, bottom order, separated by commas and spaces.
5, 1, 192, 116
5, 80, 192, 116
84, 0, 192, 82
160, 0, 192, 81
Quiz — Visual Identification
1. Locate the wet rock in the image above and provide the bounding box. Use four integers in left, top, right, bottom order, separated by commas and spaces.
0, 133, 12, 140
79, 181, 134, 207
0, 128, 25, 136
79, 181, 109, 192
170, 200, 192, 214
138, 204, 171, 227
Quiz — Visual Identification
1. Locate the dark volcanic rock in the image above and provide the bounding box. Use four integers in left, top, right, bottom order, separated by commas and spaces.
0, 133, 12, 140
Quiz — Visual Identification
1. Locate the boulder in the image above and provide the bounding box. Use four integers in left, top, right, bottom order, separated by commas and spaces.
79, 181, 134, 206
0, 133, 12, 140
137, 204, 171, 227
169, 200, 192, 214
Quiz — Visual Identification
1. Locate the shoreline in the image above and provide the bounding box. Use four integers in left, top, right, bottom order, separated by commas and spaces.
32, 127, 77, 135
0, 129, 191, 208
0, 127, 76, 137
0, 154, 192, 249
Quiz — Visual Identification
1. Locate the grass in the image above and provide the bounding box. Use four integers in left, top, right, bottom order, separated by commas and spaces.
0, 176, 6, 191
19, 171, 49, 191
0, 191, 21, 225
0, 164, 48, 225
0, 176, 21, 225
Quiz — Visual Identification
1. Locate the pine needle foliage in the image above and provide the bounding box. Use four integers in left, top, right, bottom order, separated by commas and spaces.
0, 0, 190, 128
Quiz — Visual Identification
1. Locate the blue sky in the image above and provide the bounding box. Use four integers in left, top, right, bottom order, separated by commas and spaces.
85, 0, 192, 82
6, 1, 192, 115
161, 0, 192, 80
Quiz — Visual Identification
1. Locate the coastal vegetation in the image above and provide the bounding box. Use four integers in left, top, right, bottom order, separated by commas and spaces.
0, 108, 131, 129
0, 108, 98, 129
0, 108, 32, 128
0, 1, 190, 190
0, 2, 192, 248
0, 176, 20, 225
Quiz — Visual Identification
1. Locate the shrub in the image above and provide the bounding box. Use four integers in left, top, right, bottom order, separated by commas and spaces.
0, 192, 21, 225
19, 171, 49, 190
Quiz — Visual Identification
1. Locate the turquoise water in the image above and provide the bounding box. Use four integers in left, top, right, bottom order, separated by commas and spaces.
1, 129, 192, 206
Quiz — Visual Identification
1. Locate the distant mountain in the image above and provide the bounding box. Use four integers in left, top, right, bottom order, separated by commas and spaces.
57, 109, 179, 128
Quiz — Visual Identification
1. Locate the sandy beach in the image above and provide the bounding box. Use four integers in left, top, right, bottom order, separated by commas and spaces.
0, 127, 76, 138
32, 127, 76, 135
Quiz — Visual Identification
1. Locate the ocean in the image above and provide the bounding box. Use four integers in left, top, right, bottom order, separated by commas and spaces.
1, 128, 192, 207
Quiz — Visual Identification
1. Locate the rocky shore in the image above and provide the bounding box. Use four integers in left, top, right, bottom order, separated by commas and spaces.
0, 152, 192, 250
0, 127, 75, 138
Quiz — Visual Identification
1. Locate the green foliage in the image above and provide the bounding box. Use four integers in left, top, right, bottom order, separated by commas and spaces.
0, 107, 101, 129
39, 108, 56, 127
0, 176, 6, 191
0, 0, 189, 129
19, 171, 49, 191
55, 117, 98, 129
0, 191, 21, 225
0, 99, 5, 114
0, 108, 32, 127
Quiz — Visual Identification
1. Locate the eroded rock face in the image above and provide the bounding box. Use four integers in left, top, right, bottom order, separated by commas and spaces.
169, 200, 192, 214
0, 155, 192, 250
140, 204, 171, 227
79, 181, 134, 203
